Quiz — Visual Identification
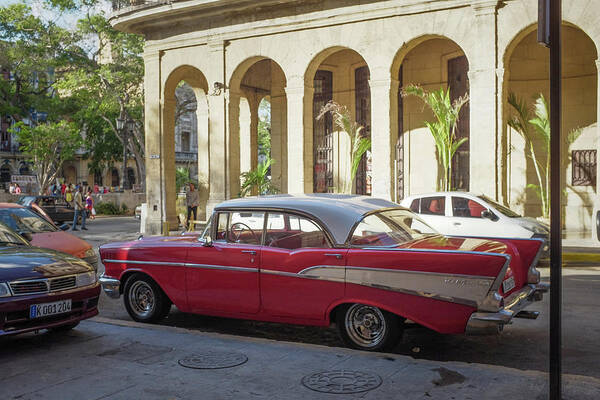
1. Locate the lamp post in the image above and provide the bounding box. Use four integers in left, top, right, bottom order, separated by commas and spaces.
116, 117, 135, 191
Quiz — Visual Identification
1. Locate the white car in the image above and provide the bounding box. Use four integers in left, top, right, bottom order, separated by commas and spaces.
400, 192, 549, 240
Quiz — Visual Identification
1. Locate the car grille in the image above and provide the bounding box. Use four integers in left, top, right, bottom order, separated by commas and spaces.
9, 276, 78, 296
49, 276, 76, 292
9, 280, 48, 295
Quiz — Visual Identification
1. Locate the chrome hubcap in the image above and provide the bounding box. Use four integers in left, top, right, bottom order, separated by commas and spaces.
345, 304, 386, 348
128, 281, 155, 318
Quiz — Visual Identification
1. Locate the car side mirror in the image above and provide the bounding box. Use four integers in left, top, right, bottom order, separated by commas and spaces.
20, 231, 33, 242
200, 236, 213, 247
481, 210, 498, 221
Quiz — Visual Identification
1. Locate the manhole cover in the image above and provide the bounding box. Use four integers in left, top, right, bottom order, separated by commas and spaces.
302, 370, 382, 394
178, 351, 248, 369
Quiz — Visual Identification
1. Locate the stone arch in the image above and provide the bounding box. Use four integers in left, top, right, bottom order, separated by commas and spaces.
503, 22, 598, 231
228, 57, 287, 196
303, 46, 372, 194
391, 36, 470, 197
163, 65, 210, 225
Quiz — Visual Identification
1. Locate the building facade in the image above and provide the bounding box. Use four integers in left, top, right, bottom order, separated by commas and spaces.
109, 0, 600, 237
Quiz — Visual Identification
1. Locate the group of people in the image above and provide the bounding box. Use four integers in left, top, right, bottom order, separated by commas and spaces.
8, 182, 22, 194
48, 182, 96, 231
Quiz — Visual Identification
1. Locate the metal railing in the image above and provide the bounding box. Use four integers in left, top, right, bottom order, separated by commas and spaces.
175, 151, 198, 162
111, 0, 172, 13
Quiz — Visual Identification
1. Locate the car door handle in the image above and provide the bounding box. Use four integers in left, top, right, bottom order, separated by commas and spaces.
324, 253, 343, 259
453, 222, 462, 226
241, 250, 257, 255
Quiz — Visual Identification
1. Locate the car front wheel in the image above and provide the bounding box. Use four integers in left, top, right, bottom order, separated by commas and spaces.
336, 303, 401, 352
123, 274, 171, 323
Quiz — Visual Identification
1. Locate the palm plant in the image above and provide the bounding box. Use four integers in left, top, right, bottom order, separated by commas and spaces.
240, 157, 279, 197
316, 101, 371, 194
402, 85, 469, 191
508, 93, 581, 219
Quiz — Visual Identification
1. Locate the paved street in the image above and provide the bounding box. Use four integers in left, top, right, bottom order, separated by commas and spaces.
68, 217, 600, 381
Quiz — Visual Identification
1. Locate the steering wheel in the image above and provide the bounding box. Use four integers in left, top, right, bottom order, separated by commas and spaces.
229, 222, 259, 244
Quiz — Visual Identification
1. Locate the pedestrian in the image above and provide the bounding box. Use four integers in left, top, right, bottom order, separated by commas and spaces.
93, 183, 99, 194
61, 183, 66, 196
186, 183, 199, 230
65, 185, 73, 204
85, 190, 95, 220
8, 182, 15, 194
14, 184, 21, 194
71, 186, 87, 231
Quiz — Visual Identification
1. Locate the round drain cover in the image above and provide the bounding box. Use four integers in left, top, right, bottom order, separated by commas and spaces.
302, 370, 382, 394
178, 351, 248, 369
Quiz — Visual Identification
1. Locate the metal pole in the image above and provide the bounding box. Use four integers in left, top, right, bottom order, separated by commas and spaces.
549, 0, 562, 398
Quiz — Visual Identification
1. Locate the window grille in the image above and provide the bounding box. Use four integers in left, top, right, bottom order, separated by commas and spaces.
572, 150, 596, 186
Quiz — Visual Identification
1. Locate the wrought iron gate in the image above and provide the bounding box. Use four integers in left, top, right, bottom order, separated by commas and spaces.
313, 70, 333, 193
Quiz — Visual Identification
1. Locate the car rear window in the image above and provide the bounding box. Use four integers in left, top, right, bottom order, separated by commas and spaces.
350, 209, 437, 247
419, 196, 445, 216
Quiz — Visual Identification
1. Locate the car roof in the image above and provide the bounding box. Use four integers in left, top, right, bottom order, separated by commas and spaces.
403, 192, 484, 200
216, 194, 405, 245
0, 202, 24, 209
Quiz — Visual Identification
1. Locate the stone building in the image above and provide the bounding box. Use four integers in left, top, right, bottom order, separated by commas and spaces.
110, 0, 600, 238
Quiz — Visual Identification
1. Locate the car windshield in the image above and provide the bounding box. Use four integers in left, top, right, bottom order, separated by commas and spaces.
0, 208, 58, 234
0, 222, 29, 246
350, 209, 438, 247
477, 195, 521, 218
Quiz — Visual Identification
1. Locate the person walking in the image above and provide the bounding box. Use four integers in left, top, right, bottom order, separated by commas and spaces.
65, 185, 73, 205
186, 183, 199, 230
85, 190, 95, 220
14, 184, 21, 194
71, 186, 87, 231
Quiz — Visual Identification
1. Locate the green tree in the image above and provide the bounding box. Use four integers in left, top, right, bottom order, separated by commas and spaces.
508, 93, 581, 218
402, 85, 469, 191
316, 101, 370, 194
240, 158, 279, 197
9, 120, 81, 194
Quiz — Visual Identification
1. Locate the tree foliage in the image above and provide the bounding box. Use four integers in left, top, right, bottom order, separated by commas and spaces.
240, 158, 279, 197
402, 85, 468, 192
9, 120, 81, 194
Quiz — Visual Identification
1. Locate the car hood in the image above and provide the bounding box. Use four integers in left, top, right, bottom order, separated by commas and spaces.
30, 231, 91, 258
398, 234, 508, 254
0, 246, 93, 282
514, 217, 549, 235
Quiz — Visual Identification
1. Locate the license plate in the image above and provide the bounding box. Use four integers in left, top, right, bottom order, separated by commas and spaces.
30, 299, 72, 319
502, 276, 516, 293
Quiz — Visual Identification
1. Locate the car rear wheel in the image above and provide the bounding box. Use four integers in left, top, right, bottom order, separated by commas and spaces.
336, 303, 401, 352
123, 274, 171, 323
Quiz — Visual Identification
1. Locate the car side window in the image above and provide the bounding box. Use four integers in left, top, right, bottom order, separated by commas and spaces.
409, 199, 420, 213
265, 213, 330, 249
419, 196, 445, 216
227, 212, 264, 245
452, 197, 487, 218
215, 212, 229, 241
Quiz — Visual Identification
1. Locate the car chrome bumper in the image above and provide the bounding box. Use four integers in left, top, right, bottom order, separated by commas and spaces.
466, 282, 549, 335
99, 274, 121, 299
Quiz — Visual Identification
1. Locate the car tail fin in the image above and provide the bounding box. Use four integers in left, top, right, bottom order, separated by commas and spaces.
487, 238, 545, 295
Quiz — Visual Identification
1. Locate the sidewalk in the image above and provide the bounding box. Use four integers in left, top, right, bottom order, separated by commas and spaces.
1, 318, 598, 400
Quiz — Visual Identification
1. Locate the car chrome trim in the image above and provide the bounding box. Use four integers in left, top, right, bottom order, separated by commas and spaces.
185, 263, 258, 273
527, 239, 546, 284
362, 247, 512, 259
8, 274, 90, 296
103, 259, 187, 267
466, 282, 549, 335
99, 274, 121, 299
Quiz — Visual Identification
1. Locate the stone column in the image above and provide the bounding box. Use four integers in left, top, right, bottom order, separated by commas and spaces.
271, 78, 288, 193
369, 77, 398, 201
593, 59, 600, 241
163, 96, 177, 229
250, 95, 259, 173
286, 77, 309, 193
239, 96, 252, 174
206, 41, 227, 216
496, 67, 508, 205
143, 51, 162, 235
468, 1, 500, 197
228, 90, 241, 197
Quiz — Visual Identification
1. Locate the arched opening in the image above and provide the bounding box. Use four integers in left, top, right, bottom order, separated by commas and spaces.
0, 162, 12, 189
94, 170, 103, 186
111, 168, 120, 188
127, 167, 136, 187
19, 162, 30, 176
164, 66, 209, 226
306, 48, 371, 194
229, 58, 287, 196
392, 37, 470, 197
504, 24, 597, 232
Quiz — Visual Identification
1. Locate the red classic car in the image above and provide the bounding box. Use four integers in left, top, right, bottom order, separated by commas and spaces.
99, 194, 548, 351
